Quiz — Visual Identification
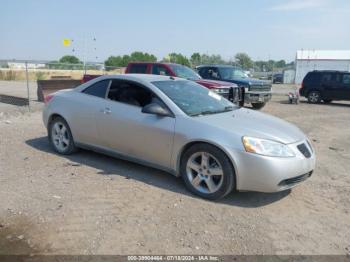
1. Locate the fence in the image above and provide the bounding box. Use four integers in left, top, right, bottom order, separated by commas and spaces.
0, 60, 123, 114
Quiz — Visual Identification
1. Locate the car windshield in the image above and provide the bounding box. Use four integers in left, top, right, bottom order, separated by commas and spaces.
152, 80, 236, 116
168, 64, 201, 81
219, 67, 247, 80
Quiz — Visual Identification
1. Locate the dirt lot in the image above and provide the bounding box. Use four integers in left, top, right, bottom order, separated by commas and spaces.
0, 87, 350, 255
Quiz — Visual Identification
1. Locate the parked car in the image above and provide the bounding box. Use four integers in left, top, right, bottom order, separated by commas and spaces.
125, 62, 242, 104
272, 73, 284, 84
197, 65, 272, 109
43, 74, 315, 200
299, 70, 350, 103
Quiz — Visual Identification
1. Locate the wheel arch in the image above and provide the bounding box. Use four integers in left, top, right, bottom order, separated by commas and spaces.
48, 113, 64, 126
47, 113, 75, 141
176, 140, 238, 188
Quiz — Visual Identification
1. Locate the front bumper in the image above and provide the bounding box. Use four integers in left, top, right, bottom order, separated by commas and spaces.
226, 140, 316, 192
244, 92, 272, 104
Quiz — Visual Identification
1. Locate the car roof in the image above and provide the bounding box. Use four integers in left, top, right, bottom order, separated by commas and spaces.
196, 64, 239, 69
128, 62, 183, 66
309, 70, 349, 73
75, 74, 184, 92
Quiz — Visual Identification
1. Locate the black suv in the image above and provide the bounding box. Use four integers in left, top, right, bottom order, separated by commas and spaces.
197, 65, 272, 109
300, 70, 350, 103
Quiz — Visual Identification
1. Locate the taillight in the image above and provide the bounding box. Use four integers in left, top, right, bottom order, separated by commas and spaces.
44, 94, 54, 104
301, 81, 304, 89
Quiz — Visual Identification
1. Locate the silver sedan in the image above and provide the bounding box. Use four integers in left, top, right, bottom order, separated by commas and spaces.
43, 74, 316, 200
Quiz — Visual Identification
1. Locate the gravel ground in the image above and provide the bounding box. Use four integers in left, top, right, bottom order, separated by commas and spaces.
0, 88, 350, 255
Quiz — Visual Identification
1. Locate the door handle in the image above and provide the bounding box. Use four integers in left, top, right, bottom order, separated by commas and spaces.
100, 107, 111, 114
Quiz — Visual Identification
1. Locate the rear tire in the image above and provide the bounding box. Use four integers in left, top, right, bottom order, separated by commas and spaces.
251, 103, 266, 110
48, 116, 77, 155
180, 143, 235, 200
307, 91, 321, 104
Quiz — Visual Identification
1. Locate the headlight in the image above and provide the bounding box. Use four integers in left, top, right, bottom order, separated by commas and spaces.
242, 136, 295, 157
213, 88, 228, 94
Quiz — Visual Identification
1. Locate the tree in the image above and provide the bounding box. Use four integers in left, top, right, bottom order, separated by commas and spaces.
163, 53, 191, 67
59, 55, 81, 64
129, 51, 157, 63
200, 54, 226, 65
190, 53, 201, 67
234, 53, 253, 70
104, 52, 157, 69
275, 60, 286, 68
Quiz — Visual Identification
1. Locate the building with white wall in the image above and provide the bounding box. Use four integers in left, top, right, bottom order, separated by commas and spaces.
294, 50, 350, 84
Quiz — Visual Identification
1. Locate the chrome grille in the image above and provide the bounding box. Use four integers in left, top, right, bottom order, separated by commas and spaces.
249, 85, 271, 92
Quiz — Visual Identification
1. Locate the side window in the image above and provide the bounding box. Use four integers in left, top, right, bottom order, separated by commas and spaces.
152, 65, 171, 76
107, 80, 153, 107
83, 80, 110, 98
198, 68, 209, 78
207, 67, 220, 80
343, 74, 350, 85
128, 64, 148, 74
320, 74, 332, 83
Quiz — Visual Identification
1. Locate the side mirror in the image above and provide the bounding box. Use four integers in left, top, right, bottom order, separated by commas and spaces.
142, 103, 172, 117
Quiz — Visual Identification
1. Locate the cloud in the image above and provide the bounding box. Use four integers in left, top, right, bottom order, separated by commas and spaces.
269, 0, 328, 11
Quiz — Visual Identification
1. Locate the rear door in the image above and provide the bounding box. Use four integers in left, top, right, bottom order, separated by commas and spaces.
321, 73, 339, 100
95, 79, 175, 168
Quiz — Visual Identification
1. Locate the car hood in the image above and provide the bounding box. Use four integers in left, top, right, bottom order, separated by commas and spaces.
194, 108, 306, 144
223, 77, 269, 86
195, 79, 238, 89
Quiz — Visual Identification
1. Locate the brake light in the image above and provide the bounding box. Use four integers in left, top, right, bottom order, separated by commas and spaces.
44, 94, 54, 104
301, 80, 304, 89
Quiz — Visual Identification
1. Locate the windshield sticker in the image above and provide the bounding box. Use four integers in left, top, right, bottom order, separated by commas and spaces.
208, 91, 222, 100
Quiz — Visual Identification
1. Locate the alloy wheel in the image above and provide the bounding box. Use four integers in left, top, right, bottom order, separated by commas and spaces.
51, 121, 70, 152
186, 152, 224, 194
308, 91, 320, 103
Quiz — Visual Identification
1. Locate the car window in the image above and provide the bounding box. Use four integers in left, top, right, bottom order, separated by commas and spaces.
320, 74, 332, 83
198, 68, 209, 78
343, 74, 350, 85
304, 73, 319, 83
83, 80, 110, 98
218, 67, 247, 79
107, 80, 153, 107
128, 64, 148, 74
152, 80, 236, 116
208, 68, 220, 80
152, 65, 171, 76
167, 64, 201, 80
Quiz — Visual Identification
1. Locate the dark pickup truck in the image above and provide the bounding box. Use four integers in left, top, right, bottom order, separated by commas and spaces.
197, 65, 272, 109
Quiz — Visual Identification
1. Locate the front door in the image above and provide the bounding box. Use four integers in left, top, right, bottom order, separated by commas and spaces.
96, 79, 175, 168
340, 73, 350, 99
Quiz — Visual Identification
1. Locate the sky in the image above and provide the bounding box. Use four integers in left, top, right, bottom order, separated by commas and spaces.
0, 0, 349, 62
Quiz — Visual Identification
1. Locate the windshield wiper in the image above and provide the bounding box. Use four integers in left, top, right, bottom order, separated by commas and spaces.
190, 106, 234, 117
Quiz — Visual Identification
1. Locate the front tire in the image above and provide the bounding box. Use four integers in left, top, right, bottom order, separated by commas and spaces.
307, 91, 321, 104
49, 116, 77, 155
180, 144, 235, 200
251, 102, 266, 110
